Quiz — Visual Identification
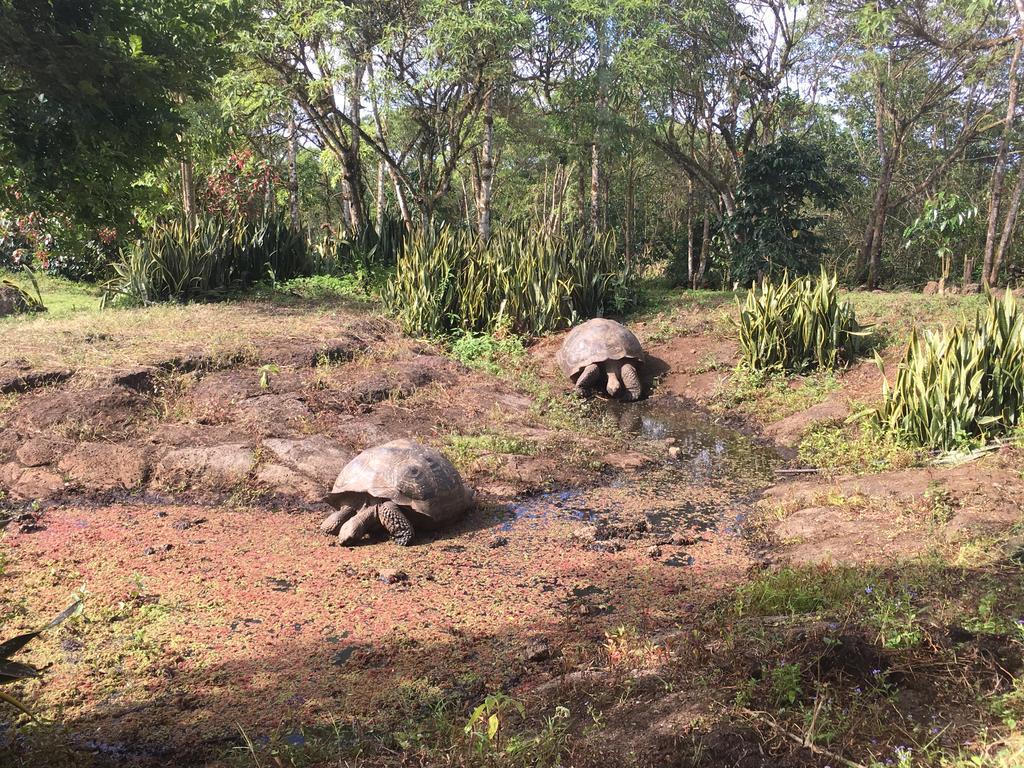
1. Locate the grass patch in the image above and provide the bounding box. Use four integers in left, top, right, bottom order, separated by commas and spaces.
444, 432, 538, 472
0, 271, 101, 319
716, 368, 840, 422
449, 328, 526, 375
798, 422, 923, 474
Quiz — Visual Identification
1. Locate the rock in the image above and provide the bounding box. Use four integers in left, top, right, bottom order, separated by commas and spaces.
961, 282, 981, 295
254, 463, 321, 500
262, 436, 351, 485
378, 568, 408, 584
2, 464, 65, 500
1012, 287, 1024, 298
922, 281, 939, 295
0, 363, 74, 394
16, 437, 65, 467
143, 544, 173, 556
668, 446, 682, 459
488, 535, 509, 548
647, 545, 662, 559
59, 442, 151, 491
0, 284, 31, 317
172, 517, 206, 531
668, 532, 697, 546
153, 444, 255, 489
522, 641, 552, 663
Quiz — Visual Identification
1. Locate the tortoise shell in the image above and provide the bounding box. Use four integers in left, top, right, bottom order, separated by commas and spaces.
555, 318, 645, 380
324, 439, 472, 528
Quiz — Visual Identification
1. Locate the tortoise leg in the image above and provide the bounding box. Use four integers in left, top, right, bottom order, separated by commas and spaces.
378, 501, 415, 546
604, 360, 623, 398
337, 504, 379, 546
620, 362, 642, 401
320, 502, 356, 536
574, 363, 601, 396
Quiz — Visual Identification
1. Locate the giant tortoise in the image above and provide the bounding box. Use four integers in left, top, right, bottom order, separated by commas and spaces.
556, 318, 645, 401
320, 439, 474, 546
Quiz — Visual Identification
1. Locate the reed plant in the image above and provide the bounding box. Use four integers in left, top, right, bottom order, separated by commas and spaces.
737, 270, 868, 374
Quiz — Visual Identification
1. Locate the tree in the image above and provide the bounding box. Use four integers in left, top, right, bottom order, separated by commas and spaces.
0, 0, 235, 225
727, 136, 843, 286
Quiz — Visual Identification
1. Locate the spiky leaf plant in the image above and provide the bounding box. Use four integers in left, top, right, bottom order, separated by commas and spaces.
871, 289, 1024, 450
737, 270, 868, 374
1, 600, 81, 715
384, 224, 631, 336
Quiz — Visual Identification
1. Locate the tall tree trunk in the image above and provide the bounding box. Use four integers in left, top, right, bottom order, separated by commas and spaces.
180, 157, 196, 229
339, 62, 366, 232
590, 15, 608, 237
863, 138, 901, 290
695, 207, 710, 289
992, 169, 1024, 284
686, 177, 695, 287
475, 88, 496, 242
590, 141, 601, 236
286, 112, 301, 231
376, 161, 385, 230
982, 37, 1023, 286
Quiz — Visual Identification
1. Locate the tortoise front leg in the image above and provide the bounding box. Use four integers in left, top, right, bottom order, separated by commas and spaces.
620, 362, 642, 401
574, 363, 601, 396
378, 501, 415, 546
337, 504, 380, 546
604, 360, 623, 398
320, 502, 356, 536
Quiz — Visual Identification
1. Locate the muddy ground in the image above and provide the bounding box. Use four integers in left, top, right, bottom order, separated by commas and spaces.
2, 291, 1023, 767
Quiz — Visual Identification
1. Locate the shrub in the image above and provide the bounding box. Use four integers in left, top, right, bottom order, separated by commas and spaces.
103, 212, 310, 305
384, 224, 635, 336
737, 270, 868, 374
870, 290, 1024, 450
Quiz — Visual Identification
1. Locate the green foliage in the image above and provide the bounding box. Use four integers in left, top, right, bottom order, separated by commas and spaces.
737, 270, 869, 375
734, 565, 873, 616
103, 213, 311, 305
311, 216, 405, 294
1, 265, 45, 312
0, 0, 238, 224
726, 137, 843, 287
769, 663, 803, 707
798, 423, 921, 475
1, 601, 81, 715
902, 192, 979, 285
870, 290, 1024, 450
449, 328, 526, 374
384, 224, 636, 336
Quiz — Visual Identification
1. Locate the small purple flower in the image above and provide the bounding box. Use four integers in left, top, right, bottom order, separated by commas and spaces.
865, 586, 874, 595
871, 668, 882, 676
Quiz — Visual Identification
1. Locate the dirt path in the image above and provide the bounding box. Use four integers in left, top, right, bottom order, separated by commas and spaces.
3, 293, 1024, 768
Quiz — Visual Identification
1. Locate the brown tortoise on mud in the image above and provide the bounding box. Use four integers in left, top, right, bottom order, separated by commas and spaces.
320, 439, 474, 546
556, 318, 646, 401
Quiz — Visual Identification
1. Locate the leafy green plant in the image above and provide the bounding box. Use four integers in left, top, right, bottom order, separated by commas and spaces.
1, 265, 46, 313
103, 212, 312, 306
449, 327, 526, 374
902, 191, 979, 289
257, 363, 279, 391
1, 600, 81, 715
869, 290, 1024, 450
384, 223, 635, 336
737, 270, 869, 374
769, 663, 803, 707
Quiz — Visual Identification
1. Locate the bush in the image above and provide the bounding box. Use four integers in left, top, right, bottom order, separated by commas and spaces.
384, 224, 636, 336
103, 213, 310, 305
737, 270, 868, 374
870, 290, 1024, 450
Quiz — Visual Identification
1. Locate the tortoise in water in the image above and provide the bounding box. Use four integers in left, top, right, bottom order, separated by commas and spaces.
320, 439, 474, 546
556, 318, 645, 400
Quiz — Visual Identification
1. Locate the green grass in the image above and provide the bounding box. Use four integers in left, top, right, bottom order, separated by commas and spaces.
0, 271, 102, 319
798, 422, 923, 474
716, 367, 841, 422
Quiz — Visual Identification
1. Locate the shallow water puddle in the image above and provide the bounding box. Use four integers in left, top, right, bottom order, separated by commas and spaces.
501, 395, 778, 552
